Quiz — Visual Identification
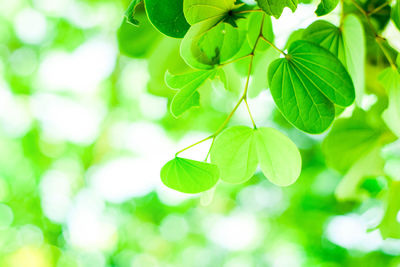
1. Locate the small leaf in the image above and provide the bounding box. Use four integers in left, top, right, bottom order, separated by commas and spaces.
211, 126, 302, 186
125, 0, 143, 26
145, 0, 190, 38
379, 67, 400, 137
254, 127, 302, 187
268, 40, 355, 133
315, 0, 339, 16
161, 157, 219, 194
256, 0, 298, 19
210, 126, 258, 184
166, 69, 216, 117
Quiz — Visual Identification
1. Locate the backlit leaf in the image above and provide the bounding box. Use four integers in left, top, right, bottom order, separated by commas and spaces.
268, 40, 355, 133
166, 69, 217, 117
161, 157, 219, 193
256, 0, 298, 18
211, 126, 301, 186
145, 0, 190, 38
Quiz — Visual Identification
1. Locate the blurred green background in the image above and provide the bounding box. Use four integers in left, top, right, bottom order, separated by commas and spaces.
1, 0, 400, 266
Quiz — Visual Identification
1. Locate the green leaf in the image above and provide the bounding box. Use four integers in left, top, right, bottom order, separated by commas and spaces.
183, 0, 236, 25
379, 67, 400, 137
322, 109, 384, 173
268, 40, 355, 134
145, 0, 190, 38
125, 0, 143, 26
392, 1, 400, 31
160, 157, 219, 193
117, 14, 162, 58
211, 126, 301, 186
147, 38, 190, 97
180, 18, 247, 69
254, 127, 302, 186
303, 16, 365, 106
315, 0, 339, 16
335, 144, 385, 201
379, 181, 400, 239
210, 126, 258, 184
256, 0, 298, 19
166, 69, 216, 117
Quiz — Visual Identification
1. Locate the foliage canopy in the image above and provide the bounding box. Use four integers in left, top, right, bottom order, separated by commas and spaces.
120, 0, 400, 240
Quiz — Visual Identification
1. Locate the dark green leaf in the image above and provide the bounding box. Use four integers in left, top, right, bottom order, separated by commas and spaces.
315, 0, 339, 16
145, 0, 190, 38
268, 40, 355, 133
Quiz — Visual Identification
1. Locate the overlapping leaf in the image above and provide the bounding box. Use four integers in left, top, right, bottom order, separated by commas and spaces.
145, 0, 190, 38
303, 16, 365, 106
183, 0, 236, 25
268, 40, 355, 134
211, 126, 301, 186
256, 0, 298, 18
166, 69, 216, 116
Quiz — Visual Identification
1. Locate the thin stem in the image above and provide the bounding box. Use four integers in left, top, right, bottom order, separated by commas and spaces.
367, 1, 390, 16
244, 99, 256, 129
174, 13, 266, 158
260, 35, 286, 55
376, 36, 397, 69
218, 54, 252, 68
204, 137, 215, 161
175, 136, 213, 157
235, 9, 263, 14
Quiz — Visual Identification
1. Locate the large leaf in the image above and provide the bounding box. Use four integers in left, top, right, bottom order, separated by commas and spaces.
211, 126, 301, 186
183, 0, 236, 25
256, 0, 298, 18
322, 109, 384, 173
210, 126, 258, 184
117, 13, 162, 58
315, 0, 339, 16
161, 157, 219, 193
303, 16, 365, 106
147, 38, 190, 97
254, 127, 302, 186
166, 69, 216, 117
268, 40, 355, 134
145, 0, 190, 38
379, 67, 400, 137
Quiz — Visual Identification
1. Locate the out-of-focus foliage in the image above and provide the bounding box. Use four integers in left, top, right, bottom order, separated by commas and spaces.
0, 0, 400, 267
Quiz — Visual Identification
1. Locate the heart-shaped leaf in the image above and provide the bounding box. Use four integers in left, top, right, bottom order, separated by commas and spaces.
211, 126, 302, 186
303, 16, 365, 106
161, 157, 219, 193
268, 40, 355, 134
